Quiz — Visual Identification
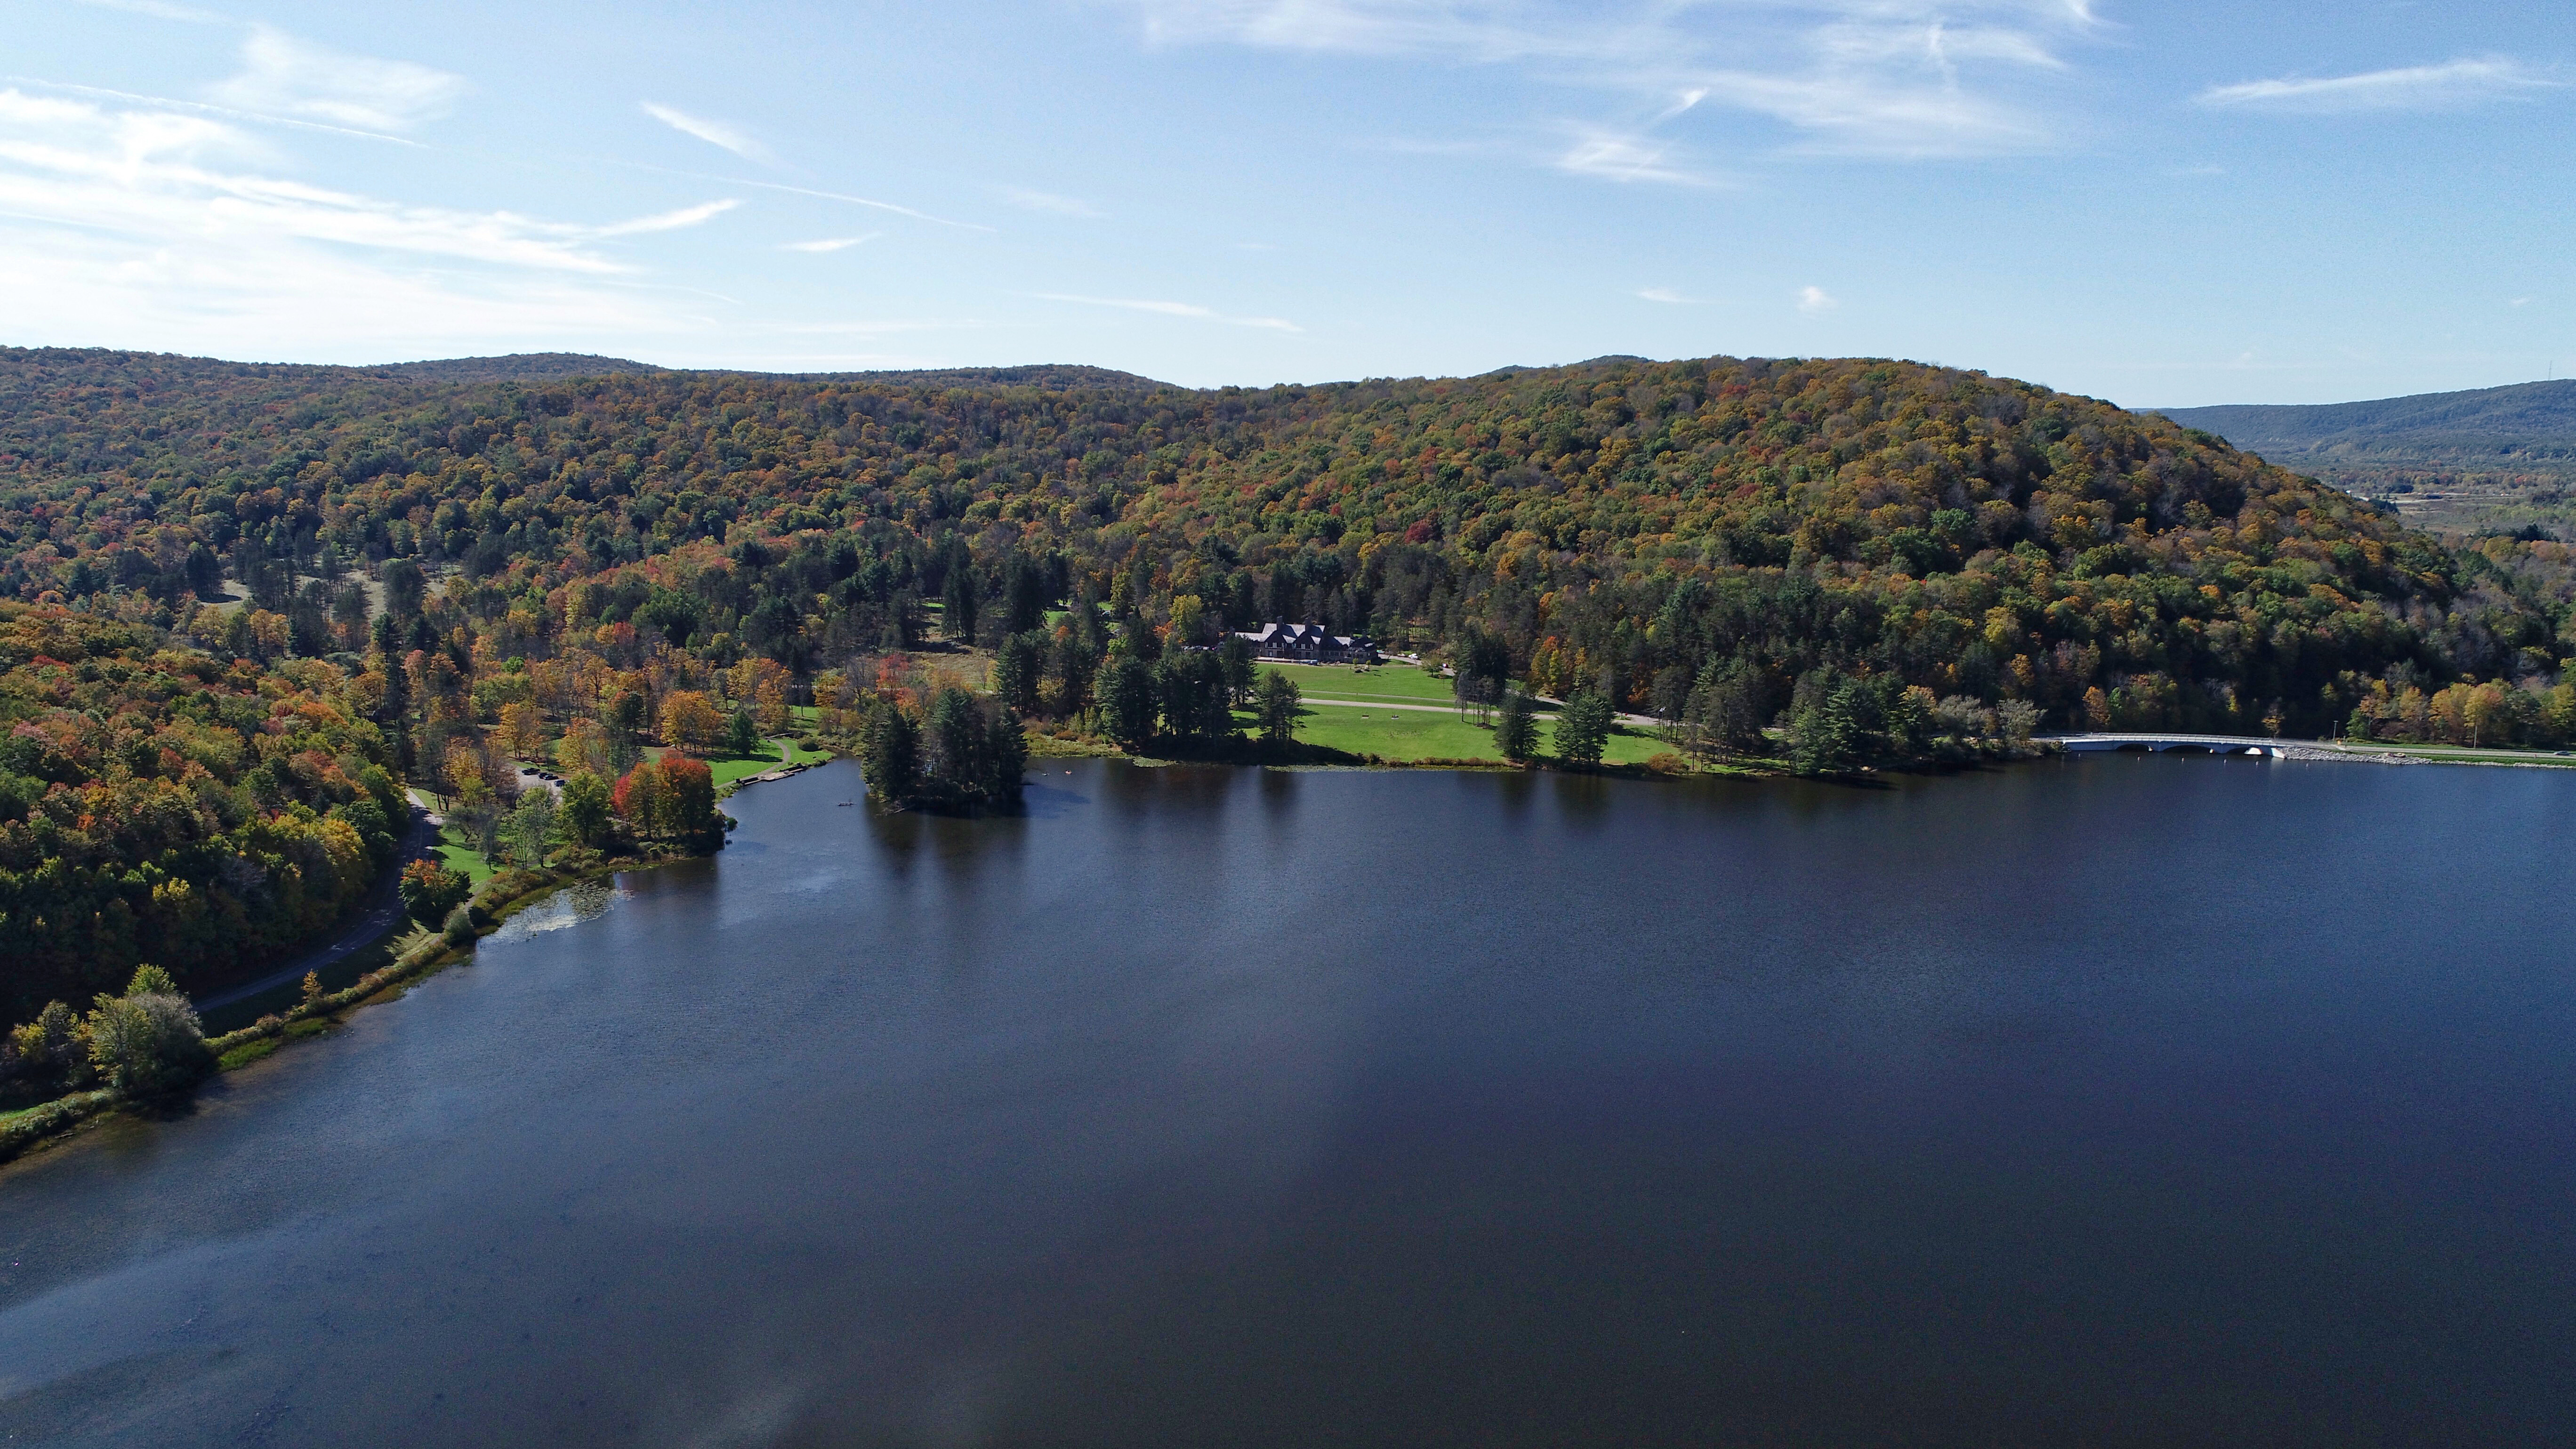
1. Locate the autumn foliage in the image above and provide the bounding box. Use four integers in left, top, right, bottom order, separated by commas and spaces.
612, 755, 717, 842
0, 603, 409, 1028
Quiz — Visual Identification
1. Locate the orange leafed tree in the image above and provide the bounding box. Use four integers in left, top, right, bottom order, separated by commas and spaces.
659, 691, 724, 754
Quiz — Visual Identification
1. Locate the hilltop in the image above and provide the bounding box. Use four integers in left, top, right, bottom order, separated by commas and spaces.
4, 344, 2567, 737
2159, 380, 2576, 534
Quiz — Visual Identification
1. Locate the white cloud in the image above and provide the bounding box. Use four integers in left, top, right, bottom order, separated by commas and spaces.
594, 199, 740, 236
1035, 292, 1301, 331
1797, 285, 1837, 312
614, 165, 993, 230
782, 233, 881, 252
1556, 128, 1727, 186
1113, 1, 2098, 160
641, 102, 774, 164
0, 92, 643, 272
1636, 287, 1709, 305
1000, 186, 1103, 217
71, 0, 227, 24
2, 77, 426, 145
2197, 57, 2560, 114
0, 89, 716, 357
209, 26, 466, 133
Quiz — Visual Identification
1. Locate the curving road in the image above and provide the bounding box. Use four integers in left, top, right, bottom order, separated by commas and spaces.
191, 806, 441, 1015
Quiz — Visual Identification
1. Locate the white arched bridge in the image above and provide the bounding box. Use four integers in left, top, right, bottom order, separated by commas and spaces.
2042, 733, 2291, 757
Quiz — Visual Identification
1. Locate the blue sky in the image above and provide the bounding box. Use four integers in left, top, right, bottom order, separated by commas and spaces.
2, 0, 2569, 405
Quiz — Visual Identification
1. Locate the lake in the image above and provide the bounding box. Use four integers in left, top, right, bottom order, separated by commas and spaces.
3, 755, 2572, 1446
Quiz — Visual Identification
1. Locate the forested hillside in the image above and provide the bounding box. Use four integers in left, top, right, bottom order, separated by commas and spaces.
2160, 380, 2576, 465
8, 346, 2568, 723
0, 604, 408, 1027
2161, 380, 2576, 535
3, 348, 2576, 966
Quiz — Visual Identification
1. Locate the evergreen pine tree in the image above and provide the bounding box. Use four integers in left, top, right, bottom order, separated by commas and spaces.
1556, 691, 1612, 766
1494, 691, 1538, 763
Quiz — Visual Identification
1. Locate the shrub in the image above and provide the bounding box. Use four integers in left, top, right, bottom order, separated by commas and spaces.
400, 859, 472, 926
83, 964, 213, 1098
443, 903, 478, 947
0, 1090, 116, 1164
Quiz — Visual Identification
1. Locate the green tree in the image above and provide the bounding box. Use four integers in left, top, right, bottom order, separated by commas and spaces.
1156, 652, 1232, 741
379, 557, 426, 617
1788, 682, 1862, 775
1685, 657, 1773, 757
995, 630, 1047, 716
725, 707, 763, 758
503, 789, 557, 866
1052, 632, 1099, 719
1104, 654, 1160, 748
941, 566, 978, 644
864, 699, 921, 800
556, 772, 613, 849
929, 686, 988, 787
1255, 668, 1302, 745
987, 707, 1029, 805
604, 690, 647, 773
1493, 690, 1538, 763
7, 1000, 83, 1088
84, 964, 211, 1099
1452, 626, 1511, 722
1218, 635, 1257, 704
1554, 690, 1613, 766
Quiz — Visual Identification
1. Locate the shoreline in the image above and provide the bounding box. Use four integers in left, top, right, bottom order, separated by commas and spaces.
0, 845, 718, 1170
3, 756, 837, 1168
8, 736, 2564, 1169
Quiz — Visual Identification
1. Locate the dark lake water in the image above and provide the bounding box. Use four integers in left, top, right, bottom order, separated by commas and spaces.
4, 756, 2574, 1446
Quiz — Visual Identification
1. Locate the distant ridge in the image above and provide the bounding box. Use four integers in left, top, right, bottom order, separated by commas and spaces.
0, 348, 1169, 393
371, 356, 1172, 391
2156, 380, 2576, 466
770, 364, 1168, 391
365, 354, 667, 382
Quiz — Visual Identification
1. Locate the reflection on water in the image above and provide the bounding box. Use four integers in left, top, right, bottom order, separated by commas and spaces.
481, 877, 621, 943
4, 755, 2575, 1448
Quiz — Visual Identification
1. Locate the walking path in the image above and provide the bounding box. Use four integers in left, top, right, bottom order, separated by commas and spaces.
191, 807, 441, 1014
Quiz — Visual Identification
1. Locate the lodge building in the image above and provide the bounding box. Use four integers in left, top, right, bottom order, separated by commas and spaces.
1233, 620, 1377, 664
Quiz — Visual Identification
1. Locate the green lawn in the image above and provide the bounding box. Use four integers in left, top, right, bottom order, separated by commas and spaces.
433, 823, 495, 885
1258, 661, 1457, 705
690, 738, 834, 789
1264, 700, 1672, 766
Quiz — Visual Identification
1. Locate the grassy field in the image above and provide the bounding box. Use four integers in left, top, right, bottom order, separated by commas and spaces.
695, 738, 833, 789
1262, 700, 1672, 766
1259, 661, 1458, 705
433, 824, 495, 885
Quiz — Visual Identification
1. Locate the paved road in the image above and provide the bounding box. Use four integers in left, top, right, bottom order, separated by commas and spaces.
191, 806, 441, 1015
